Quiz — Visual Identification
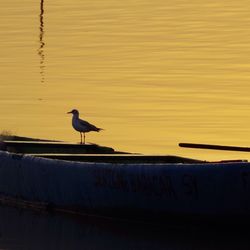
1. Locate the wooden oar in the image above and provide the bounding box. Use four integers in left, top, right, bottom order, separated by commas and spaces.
179, 143, 250, 152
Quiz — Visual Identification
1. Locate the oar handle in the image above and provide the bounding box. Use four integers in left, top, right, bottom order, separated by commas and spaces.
179, 143, 250, 152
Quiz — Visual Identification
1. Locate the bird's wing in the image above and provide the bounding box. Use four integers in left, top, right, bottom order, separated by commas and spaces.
79, 119, 91, 127
79, 119, 100, 131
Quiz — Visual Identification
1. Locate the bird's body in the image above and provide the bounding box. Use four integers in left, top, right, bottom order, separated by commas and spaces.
68, 109, 102, 144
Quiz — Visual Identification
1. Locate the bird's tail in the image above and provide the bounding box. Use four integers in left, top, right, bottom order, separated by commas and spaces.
96, 128, 104, 132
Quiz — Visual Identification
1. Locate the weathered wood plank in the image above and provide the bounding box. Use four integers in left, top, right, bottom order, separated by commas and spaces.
29, 154, 205, 163
179, 143, 250, 152
2, 140, 115, 154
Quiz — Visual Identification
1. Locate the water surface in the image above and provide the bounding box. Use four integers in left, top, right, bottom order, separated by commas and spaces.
1, 0, 250, 160
0, 205, 249, 250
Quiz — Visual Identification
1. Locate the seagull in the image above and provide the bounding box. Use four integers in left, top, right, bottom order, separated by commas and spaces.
67, 109, 103, 144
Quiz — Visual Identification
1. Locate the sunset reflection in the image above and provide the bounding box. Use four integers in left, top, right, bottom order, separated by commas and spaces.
38, 0, 45, 83
1, 1, 250, 160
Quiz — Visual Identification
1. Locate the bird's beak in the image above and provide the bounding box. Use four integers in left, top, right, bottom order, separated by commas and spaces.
67, 111, 72, 114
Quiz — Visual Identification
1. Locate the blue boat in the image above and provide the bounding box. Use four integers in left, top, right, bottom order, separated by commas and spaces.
0, 149, 249, 225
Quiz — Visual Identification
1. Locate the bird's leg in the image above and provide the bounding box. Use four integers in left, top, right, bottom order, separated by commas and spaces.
80, 132, 82, 144
83, 133, 86, 144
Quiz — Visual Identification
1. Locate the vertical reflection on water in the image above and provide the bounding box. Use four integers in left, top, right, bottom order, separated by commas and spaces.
38, 0, 45, 83
0, 206, 249, 249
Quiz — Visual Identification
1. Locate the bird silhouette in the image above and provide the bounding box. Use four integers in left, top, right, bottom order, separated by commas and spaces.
67, 109, 103, 144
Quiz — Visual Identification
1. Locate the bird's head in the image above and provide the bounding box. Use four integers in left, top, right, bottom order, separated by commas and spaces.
67, 109, 79, 116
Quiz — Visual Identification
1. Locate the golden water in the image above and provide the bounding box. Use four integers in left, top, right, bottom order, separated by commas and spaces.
1, 0, 250, 160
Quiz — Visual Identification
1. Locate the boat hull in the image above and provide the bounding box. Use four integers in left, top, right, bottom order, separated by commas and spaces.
0, 150, 250, 223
